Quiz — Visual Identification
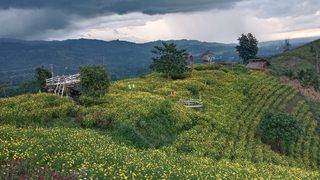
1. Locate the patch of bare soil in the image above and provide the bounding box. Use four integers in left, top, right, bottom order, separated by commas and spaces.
281, 77, 320, 102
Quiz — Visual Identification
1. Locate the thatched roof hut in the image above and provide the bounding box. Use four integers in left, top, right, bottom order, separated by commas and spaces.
245, 59, 271, 69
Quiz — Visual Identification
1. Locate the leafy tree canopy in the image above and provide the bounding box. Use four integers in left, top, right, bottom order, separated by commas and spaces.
15, 79, 38, 95
282, 37, 291, 52
0, 83, 8, 89
149, 42, 190, 79
235, 33, 259, 64
79, 65, 110, 104
35, 66, 51, 92
259, 112, 302, 148
0, 83, 9, 97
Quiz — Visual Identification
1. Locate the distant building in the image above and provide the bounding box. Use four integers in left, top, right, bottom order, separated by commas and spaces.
245, 59, 271, 69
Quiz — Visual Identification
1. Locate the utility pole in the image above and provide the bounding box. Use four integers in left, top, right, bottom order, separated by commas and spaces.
50, 64, 54, 83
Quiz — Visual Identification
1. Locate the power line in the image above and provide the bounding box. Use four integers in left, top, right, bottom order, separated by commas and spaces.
0, 65, 79, 73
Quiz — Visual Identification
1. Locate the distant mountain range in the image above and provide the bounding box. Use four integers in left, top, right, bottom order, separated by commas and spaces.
0, 36, 319, 86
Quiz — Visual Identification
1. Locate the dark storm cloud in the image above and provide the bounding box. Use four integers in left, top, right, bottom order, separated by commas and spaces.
0, 9, 73, 39
0, 0, 243, 17
0, 0, 244, 39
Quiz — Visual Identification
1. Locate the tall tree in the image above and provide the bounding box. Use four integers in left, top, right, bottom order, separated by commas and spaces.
149, 42, 189, 79
0, 83, 8, 97
235, 33, 259, 64
310, 42, 320, 75
281, 37, 291, 52
35, 66, 51, 92
79, 65, 110, 104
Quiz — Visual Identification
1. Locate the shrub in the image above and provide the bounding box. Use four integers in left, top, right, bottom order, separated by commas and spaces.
171, 73, 187, 80
77, 96, 94, 106
139, 74, 146, 79
259, 112, 302, 152
186, 86, 199, 96
284, 69, 294, 80
220, 68, 230, 73
194, 64, 221, 70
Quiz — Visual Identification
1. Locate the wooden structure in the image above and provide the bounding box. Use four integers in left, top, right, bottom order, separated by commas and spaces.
245, 59, 271, 69
45, 74, 80, 96
179, 99, 203, 112
201, 50, 215, 64
179, 92, 203, 112
187, 53, 194, 69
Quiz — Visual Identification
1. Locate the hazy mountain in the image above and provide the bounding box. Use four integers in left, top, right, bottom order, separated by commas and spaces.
0, 36, 319, 88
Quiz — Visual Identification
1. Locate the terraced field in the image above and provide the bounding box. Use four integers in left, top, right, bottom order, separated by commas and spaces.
1, 64, 320, 179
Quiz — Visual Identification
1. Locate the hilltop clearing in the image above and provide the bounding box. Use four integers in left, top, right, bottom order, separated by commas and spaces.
1, 64, 320, 179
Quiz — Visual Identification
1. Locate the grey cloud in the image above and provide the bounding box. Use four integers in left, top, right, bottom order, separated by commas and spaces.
0, 9, 73, 39
0, 0, 243, 39
0, 0, 243, 17
244, 0, 320, 18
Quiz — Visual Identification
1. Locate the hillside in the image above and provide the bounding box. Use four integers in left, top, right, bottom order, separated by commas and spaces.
0, 38, 237, 82
268, 39, 320, 74
1, 64, 320, 179
1, 36, 319, 92
268, 39, 320, 133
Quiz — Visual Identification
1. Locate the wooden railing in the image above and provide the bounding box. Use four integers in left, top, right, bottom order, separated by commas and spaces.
46, 73, 80, 86
179, 98, 203, 112
179, 99, 202, 106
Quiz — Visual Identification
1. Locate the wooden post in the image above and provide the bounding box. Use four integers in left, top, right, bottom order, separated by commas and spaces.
51, 64, 54, 85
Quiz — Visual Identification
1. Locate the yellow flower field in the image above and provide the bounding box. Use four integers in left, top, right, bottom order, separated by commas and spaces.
1, 64, 320, 179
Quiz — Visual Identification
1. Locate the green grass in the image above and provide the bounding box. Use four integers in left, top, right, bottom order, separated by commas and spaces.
268, 39, 320, 76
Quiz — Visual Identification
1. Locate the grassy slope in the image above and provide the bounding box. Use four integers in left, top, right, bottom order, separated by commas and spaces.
268, 39, 320, 73
268, 38, 320, 135
1, 64, 320, 179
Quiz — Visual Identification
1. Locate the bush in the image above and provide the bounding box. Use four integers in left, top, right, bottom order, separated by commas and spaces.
77, 96, 94, 106
186, 86, 199, 96
139, 74, 147, 79
171, 73, 187, 80
220, 68, 230, 73
194, 64, 221, 71
231, 67, 249, 75
259, 112, 302, 152
284, 69, 294, 80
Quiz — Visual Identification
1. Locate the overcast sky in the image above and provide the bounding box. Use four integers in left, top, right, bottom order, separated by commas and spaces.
0, 0, 319, 43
